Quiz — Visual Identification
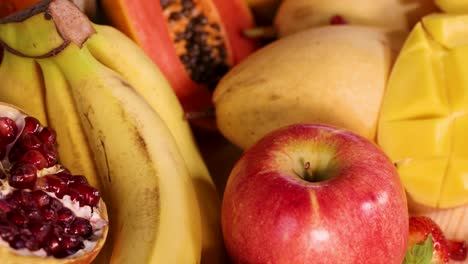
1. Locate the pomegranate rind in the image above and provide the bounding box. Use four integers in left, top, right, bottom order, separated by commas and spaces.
100, 0, 258, 130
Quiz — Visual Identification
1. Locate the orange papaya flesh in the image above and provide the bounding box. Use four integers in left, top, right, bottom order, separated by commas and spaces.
378, 13, 468, 209
0, 0, 41, 17
101, 0, 258, 130
0, 0, 40, 17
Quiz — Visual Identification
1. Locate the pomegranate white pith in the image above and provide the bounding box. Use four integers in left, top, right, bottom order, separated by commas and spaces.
0, 104, 108, 261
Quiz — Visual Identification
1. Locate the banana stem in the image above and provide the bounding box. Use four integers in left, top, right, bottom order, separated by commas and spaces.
243, 26, 277, 39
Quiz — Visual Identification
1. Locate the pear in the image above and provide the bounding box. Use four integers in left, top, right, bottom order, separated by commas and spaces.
213, 25, 402, 149
274, 0, 438, 37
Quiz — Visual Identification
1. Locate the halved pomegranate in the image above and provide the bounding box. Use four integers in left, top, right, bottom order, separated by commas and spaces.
101, 0, 258, 130
0, 103, 108, 263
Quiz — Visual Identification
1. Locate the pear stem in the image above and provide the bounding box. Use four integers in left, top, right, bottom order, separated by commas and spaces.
243, 27, 277, 39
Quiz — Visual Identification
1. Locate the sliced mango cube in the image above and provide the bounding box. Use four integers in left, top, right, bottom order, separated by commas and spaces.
378, 13, 468, 208
398, 158, 447, 208
378, 118, 451, 161
439, 158, 468, 207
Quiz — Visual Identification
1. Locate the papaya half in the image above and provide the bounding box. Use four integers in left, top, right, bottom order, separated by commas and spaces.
101, 0, 259, 130
378, 13, 468, 209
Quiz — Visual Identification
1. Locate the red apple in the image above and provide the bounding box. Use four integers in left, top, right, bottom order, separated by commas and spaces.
221, 124, 409, 264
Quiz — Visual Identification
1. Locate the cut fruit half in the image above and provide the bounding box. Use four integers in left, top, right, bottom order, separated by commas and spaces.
378, 13, 468, 208
101, 0, 258, 130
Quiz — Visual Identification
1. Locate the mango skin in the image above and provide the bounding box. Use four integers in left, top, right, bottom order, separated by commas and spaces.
378, 13, 468, 209
213, 25, 401, 150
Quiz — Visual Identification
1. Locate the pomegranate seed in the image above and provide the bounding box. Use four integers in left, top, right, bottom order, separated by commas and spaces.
8, 145, 22, 163
24, 235, 40, 251
70, 218, 92, 239
448, 240, 467, 261
40, 143, 58, 167
9, 164, 37, 189
0, 145, 6, 160
21, 117, 40, 138
57, 208, 75, 225
49, 198, 63, 212
19, 227, 32, 236
20, 134, 42, 150
44, 235, 62, 256
29, 222, 51, 244
7, 210, 28, 226
9, 235, 26, 249
0, 199, 12, 212
35, 175, 67, 198
5, 196, 20, 210
0, 223, 17, 242
330, 15, 348, 25
52, 224, 64, 237
56, 169, 73, 183
31, 190, 50, 207
68, 184, 100, 207
67, 187, 84, 205
62, 235, 84, 251
69, 175, 88, 185
37, 128, 56, 145
0, 117, 18, 144
11, 190, 36, 208
25, 208, 42, 222
41, 207, 57, 221
19, 149, 48, 170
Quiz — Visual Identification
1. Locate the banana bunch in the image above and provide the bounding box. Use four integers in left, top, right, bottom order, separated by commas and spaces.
0, 0, 223, 263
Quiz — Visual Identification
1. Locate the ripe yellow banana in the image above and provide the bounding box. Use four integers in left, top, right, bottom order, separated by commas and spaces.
51, 44, 202, 263
37, 59, 101, 189
0, 51, 48, 125
0, 0, 203, 262
86, 24, 225, 263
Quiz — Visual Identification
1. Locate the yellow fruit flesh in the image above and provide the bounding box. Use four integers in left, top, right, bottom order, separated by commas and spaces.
378, 13, 468, 208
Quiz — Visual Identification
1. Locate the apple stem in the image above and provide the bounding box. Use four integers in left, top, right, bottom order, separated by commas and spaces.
303, 161, 316, 182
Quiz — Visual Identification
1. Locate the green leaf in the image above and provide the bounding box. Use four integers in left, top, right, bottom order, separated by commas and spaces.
403, 235, 434, 264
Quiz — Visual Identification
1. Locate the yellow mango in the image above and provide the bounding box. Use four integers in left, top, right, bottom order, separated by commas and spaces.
378, 13, 468, 208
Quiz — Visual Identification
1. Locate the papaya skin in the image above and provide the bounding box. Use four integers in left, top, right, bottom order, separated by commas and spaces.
213, 25, 403, 150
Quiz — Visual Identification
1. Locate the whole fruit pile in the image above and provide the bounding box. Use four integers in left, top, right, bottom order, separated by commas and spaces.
0, 0, 467, 263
